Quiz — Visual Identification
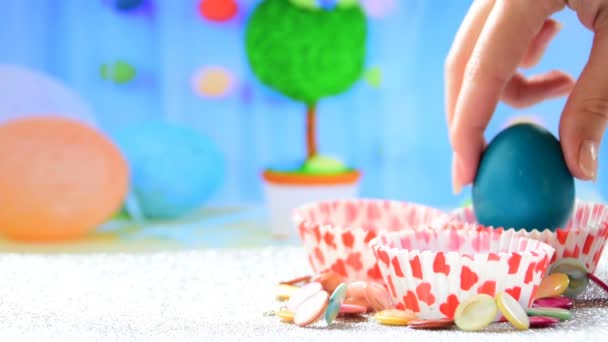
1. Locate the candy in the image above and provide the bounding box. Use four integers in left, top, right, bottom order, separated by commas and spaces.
276, 308, 295, 323
294, 290, 329, 327
454, 294, 497, 332
496, 292, 530, 330
340, 304, 368, 315
529, 316, 560, 328
536, 273, 570, 299
408, 319, 454, 330
286, 282, 322, 312
279, 275, 312, 286
364, 282, 393, 312
532, 297, 573, 310
548, 258, 590, 298
526, 307, 572, 321
344, 281, 369, 308
374, 309, 417, 326
312, 272, 344, 294
325, 283, 347, 324
276, 284, 299, 301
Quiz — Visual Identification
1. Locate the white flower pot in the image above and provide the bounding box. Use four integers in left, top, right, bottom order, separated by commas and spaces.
262, 170, 361, 239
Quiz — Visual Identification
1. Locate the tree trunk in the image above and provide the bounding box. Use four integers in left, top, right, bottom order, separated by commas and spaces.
306, 103, 317, 160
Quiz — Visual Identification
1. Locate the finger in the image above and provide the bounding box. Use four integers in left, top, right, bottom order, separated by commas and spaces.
559, 7, 608, 181
502, 70, 575, 108
520, 18, 562, 68
450, 0, 566, 192
445, 0, 496, 129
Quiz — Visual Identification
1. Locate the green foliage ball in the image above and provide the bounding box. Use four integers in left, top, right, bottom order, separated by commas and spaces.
245, 0, 367, 104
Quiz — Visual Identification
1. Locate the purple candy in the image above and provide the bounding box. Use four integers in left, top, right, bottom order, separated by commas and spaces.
529, 316, 560, 328
532, 297, 574, 310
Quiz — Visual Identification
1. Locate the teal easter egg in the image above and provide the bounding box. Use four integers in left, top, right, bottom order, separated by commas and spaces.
113, 121, 224, 219
472, 122, 575, 231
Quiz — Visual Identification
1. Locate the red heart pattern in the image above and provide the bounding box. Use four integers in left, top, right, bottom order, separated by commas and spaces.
433, 253, 450, 276
439, 295, 459, 319
460, 266, 479, 291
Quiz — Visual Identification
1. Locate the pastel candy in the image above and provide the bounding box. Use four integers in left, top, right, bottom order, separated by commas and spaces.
549, 258, 590, 298
340, 303, 368, 315
364, 282, 393, 312
294, 290, 329, 327
454, 294, 497, 332
276, 308, 295, 323
345, 281, 369, 308
536, 273, 569, 299
526, 307, 572, 321
408, 319, 454, 330
533, 297, 573, 310
374, 309, 417, 326
325, 283, 347, 324
312, 272, 344, 293
276, 284, 299, 301
529, 316, 560, 328
286, 282, 322, 312
496, 292, 530, 330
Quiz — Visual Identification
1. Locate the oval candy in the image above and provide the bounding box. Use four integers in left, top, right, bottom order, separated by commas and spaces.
276, 284, 299, 301
293, 290, 329, 327
549, 258, 590, 298
496, 292, 530, 330
408, 319, 454, 330
454, 294, 497, 332
312, 271, 344, 293
374, 309, 417, 326
526, 307, 572, 321
536, 273, 570, 299
532, 296, 573, 310
286, 282, 322, 312
529, 316, 560, 328
325, 283, 348, 324
364, 282, 393, 312
276, 308, 295, 323
340, 303, 368, 315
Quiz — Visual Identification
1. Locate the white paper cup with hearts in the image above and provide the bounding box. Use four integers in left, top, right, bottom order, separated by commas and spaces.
369, 223, 555, 320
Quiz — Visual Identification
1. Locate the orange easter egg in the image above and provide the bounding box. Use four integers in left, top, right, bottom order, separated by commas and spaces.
0, 116, 129, 241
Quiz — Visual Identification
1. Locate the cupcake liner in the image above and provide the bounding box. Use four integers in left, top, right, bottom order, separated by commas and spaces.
292, 199, 450, 282
446, 200, 608, 273
369, 224, 555, 320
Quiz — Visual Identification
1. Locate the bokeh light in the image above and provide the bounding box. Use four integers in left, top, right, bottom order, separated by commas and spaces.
192, 66, 235, 98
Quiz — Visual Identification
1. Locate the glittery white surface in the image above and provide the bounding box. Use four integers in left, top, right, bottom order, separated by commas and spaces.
1, 247, 607, 341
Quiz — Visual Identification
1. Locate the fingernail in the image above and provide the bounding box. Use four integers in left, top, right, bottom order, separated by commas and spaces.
579, 140, 599, 182
452, 154, 463, 195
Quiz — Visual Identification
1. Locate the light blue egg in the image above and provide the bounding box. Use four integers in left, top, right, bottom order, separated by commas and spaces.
325, 283, 347, 324
113, 120, 225, 219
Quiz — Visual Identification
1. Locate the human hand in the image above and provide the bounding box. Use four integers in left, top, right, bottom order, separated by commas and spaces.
445, 0, 608, 194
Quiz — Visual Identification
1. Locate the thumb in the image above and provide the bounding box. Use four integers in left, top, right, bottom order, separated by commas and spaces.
559, 23, 608, 181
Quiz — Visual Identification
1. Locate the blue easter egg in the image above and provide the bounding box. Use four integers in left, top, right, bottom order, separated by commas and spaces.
472, 122, 575, 231
113, 121, 224, 219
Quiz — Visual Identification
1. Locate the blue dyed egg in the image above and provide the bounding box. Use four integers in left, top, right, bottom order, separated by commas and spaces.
472, 122, 575, 231
113, 121, 224, 219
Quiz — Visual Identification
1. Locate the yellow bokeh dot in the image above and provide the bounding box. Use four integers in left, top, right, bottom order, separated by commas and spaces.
193, 66, 234, 98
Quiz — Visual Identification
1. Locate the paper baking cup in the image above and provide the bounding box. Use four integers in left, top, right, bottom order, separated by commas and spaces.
369, 224, 555, 320
446, 200, 608, 273
293, 199, 450, 282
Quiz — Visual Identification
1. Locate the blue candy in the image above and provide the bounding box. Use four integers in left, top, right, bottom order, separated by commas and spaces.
325, 283, 347, 324
472, 122, 575, 231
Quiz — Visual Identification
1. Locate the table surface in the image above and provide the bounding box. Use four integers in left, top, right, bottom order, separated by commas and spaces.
0, 246, 607, 341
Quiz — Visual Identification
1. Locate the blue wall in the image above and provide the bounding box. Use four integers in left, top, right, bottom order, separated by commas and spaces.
0, 0, 603, 208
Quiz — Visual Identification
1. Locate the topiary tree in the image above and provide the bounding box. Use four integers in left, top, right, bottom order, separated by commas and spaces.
245, 0, 367, 164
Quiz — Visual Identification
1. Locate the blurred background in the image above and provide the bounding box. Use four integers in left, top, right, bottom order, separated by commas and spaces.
0, 0, 604, 250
